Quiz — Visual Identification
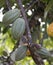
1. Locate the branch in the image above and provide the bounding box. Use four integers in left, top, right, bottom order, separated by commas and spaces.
16, 0, 32, 44
16, 0, 44, 65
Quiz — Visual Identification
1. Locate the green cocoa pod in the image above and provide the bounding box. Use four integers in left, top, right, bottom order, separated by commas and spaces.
2, 8, 20, 26
15, 45, 27, 61
10, 45, 27, 61
11, 18, 25, 40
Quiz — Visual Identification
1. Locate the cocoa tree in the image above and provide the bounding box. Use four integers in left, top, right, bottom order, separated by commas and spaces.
0, 0, 53, 65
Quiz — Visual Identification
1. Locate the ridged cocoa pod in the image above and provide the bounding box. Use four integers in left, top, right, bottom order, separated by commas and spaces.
11, 18, 25, 40
2, 8, 20, 26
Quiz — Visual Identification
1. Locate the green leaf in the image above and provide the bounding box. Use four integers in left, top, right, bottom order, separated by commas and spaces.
0, 0, 16, 8
31, 31, 39, 43
3, 51, 8, 56
0, 0, 5, 8
31, 28, 40, 43
40, 0, 49, 4
3, 26, 10, 34
44, 0, 53, 19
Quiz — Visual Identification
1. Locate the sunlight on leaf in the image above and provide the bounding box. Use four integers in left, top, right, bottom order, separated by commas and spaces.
44, 60, 49, 65
43, 38, 53, 50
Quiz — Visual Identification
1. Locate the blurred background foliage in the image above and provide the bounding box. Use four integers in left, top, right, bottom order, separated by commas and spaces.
0, 0, 53, 65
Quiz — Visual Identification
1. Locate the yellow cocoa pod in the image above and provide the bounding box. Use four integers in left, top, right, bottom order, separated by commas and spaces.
47, 22, 53, 37
26, 49, 31, 56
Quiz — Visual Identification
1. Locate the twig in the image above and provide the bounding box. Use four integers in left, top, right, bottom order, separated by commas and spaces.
5, 0, 12, 10
25, 0, 37, 12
